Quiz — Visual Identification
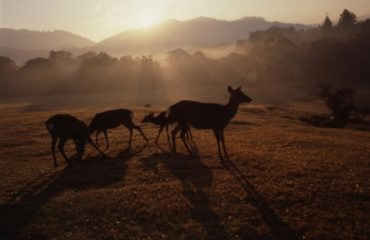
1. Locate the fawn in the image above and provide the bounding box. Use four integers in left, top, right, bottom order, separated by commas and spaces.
141, 111, 192, 146
89, 109, 148, 149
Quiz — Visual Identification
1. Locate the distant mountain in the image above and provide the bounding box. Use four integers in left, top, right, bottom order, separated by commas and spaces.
0, 16, 309, 63
0, 28, 94, 50
93, 16, 308, 55
0, 29, 94, 64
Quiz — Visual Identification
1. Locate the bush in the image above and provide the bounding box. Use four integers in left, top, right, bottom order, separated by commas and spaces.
318, 85, 355, 127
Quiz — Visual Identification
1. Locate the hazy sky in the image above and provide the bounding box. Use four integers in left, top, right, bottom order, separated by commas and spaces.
1, 0, 370, 41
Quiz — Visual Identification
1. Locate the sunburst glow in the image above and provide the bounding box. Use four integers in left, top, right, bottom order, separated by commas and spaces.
138, 14, 159, 28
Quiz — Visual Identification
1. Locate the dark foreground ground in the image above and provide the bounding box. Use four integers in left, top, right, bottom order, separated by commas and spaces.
0, 103, 369, 240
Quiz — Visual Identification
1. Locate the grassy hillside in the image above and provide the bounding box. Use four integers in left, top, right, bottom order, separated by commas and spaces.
0, 103, 369, 240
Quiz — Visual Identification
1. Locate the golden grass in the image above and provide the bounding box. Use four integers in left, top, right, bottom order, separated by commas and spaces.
0, 104, 369, 239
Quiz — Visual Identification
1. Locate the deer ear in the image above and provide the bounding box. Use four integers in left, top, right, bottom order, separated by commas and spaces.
237, 86, 242, 91
228, 86, 233, 93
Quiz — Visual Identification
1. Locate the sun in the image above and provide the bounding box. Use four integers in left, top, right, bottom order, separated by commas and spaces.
138, 13, 158, 28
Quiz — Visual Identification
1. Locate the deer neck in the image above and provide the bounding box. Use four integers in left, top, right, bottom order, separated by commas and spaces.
151, 117, 161, 125
225, 98, 240, 120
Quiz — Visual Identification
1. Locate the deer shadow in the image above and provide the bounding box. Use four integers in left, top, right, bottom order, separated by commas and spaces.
139, 152, 228, 239
0, 152, 135, 239
220, 156, 301, 240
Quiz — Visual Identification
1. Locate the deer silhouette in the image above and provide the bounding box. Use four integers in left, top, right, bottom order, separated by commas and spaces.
89, 109, 148, 149
141, 111, 192, 146
169, 86, 252, 158
45, 114, 105, 167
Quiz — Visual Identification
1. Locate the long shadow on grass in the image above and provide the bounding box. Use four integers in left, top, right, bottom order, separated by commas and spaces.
221, 156, 300, 240
140, 153, 227, 239
0, 149, 138, 239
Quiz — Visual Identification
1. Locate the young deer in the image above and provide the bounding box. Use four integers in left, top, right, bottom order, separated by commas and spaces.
89, 109, 148, 149
169, 86, 252, 158
141, 111, 192, 145
45, 114, 105, 167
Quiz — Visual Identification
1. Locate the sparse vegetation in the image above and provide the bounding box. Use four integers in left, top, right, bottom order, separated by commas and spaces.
0, 104, 369, 239
300, 86, 369, 130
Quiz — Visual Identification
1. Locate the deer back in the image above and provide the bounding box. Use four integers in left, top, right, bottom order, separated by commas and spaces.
169, 100, 230, 129
90, 109, 133, 131
46, 114, 89, 140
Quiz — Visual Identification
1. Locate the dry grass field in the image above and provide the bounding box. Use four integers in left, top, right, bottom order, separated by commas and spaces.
0, 103, 369, 240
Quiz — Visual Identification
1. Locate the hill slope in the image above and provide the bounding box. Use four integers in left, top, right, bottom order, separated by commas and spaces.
93, 16, 308, 55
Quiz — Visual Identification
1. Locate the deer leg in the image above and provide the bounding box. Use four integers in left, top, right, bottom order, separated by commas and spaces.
57, 138, 70, 167
180, 127, 193, 157
128, 127, 133, 149
132, 124, 148, 143
73, 139, 81, 161
165, 125, 171, 148
95, 131, 100, 147
156, 125, 164, 144
187, 127, 195, 145
213, 129, 222, 159
73, 139, 84, 161
171, 125, 180, 153
220, 129, 228, 158
186, 126, 192, 142
103, 130, 109, 149
184, 126, 189, 142
50, 136, 58, 167
88, 137, 107, 157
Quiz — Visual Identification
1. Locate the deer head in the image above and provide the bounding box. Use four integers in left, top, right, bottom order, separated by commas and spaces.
228, 86, 252, 104
141, 112, 155, 123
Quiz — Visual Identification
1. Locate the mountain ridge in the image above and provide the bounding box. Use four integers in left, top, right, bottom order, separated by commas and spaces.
1, 16, 309, 62
0, 28, 95, 50
92, 16, 308, 55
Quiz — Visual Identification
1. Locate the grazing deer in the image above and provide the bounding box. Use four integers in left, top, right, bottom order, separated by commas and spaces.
89, 109, 148, 149
45, 114, 105, 167
141, 111, 192, 145
169, 86, 252, 158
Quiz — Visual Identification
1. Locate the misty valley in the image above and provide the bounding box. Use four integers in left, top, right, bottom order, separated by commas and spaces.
1, 7, 370, 240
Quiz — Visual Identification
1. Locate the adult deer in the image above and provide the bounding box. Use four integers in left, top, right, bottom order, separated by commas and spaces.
45, 114, 105, 167
89, 109, 148, 149
169, 86, 252, 158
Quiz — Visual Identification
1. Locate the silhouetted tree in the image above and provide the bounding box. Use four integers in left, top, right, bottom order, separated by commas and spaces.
338, 9, 357, 28
0, 56, 17, 73
72, 52, 123, 93
22, 57, 54, 69
76, 51, 97, 62
318, 86, 356, 127
11, 57, 64, 96
167, 48, 193, 63
0, 56, 18, 99
81, 52, 117, 66
322, 15, 333, 32
49, 50, 72, 62
193, 51, 207, 60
